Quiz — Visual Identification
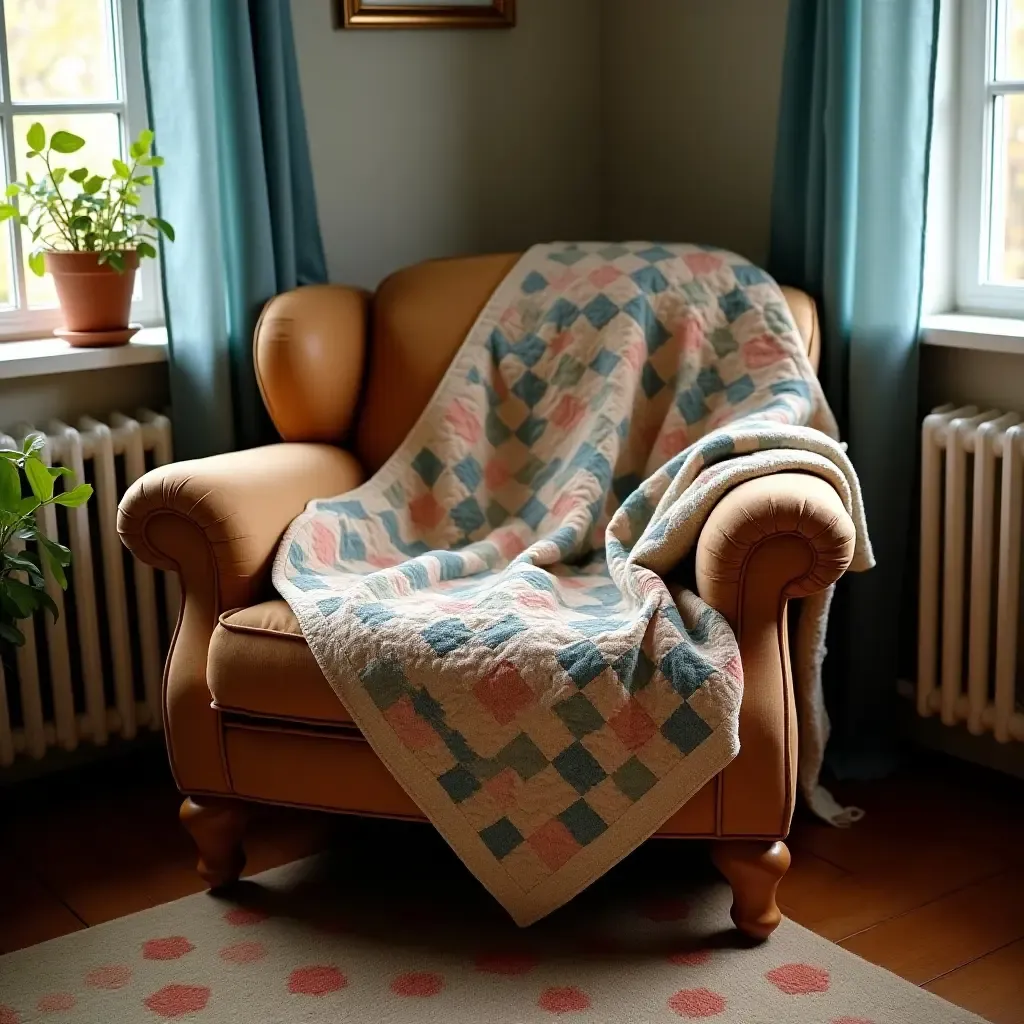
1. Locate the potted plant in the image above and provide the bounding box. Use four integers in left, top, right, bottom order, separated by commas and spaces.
1, 435, 92, 648
0, 124, 174, 347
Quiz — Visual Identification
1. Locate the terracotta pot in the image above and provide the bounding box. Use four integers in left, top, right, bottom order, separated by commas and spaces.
45, 250, 139, 334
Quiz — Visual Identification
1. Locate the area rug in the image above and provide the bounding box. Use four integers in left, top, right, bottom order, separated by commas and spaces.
0, 833, 985, 1023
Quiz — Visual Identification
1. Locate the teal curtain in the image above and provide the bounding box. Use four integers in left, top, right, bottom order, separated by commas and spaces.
139, 0, 327, 458
769, 0, 938, 776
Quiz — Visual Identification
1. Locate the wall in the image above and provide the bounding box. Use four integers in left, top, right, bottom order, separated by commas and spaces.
601, 0, 790, 267
291, 0, 604, 290
0, 364, 169, 433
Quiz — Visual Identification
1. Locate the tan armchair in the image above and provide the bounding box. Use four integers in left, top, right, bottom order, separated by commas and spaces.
118, 254, 856, 940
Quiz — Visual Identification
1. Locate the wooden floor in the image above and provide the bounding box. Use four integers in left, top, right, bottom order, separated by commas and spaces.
2, 748, 1022, 1022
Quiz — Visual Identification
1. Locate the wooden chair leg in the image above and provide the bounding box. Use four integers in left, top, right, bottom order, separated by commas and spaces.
711, 840, 790, 941
179, 797, 248, 889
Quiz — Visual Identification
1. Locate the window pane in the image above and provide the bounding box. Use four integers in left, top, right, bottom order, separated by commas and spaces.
4, 0, 117, 103
12, 112, 121, 308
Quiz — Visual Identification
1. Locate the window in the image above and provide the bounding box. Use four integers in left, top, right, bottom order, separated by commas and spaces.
0, 0, 158, 340
958, 0, 1024, 312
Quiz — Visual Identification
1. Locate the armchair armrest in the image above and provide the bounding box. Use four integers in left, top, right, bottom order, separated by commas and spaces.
119, 443, 363, 611
694, 472, 856, 836
695, 472, 856, 616
117, 443, 363, 795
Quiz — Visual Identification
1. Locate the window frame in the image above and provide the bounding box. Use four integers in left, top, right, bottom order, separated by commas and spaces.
0, 0, 162, 342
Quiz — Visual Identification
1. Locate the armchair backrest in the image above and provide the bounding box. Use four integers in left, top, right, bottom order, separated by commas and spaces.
254, 253, 821, 474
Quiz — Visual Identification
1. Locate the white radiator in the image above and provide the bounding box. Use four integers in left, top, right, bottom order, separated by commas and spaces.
0, 410, 178, 766
918, 405, 1024, 743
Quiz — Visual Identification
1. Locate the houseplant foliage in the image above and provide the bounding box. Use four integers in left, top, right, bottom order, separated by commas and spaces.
0, 435, 92, 647
0, 124, 174, 339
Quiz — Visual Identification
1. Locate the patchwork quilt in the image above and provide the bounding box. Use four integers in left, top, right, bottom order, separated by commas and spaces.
274, 243, 873, 926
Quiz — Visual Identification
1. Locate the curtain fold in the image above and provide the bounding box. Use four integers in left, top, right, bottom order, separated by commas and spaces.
139, 0, 327, 458
769, 0, 938, 776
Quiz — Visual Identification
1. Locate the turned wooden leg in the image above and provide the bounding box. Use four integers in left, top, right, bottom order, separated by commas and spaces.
711, 840, 790, 941
179, 797, 248, 889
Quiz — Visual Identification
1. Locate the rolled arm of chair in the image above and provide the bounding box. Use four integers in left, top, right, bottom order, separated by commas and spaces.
694, 471, 856, 836
695, 472, 856, 619
118, 443, 364, 611
117, 442, 363, 796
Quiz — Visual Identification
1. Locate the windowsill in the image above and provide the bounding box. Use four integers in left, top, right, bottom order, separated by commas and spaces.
0, 326, 168, 381
921, 313, 1024, 355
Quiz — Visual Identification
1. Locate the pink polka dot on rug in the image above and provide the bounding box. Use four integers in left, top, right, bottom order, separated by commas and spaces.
391, 972, 444, 997
288, 965, 347, 996
84, 964, 132, 989
223, 907, 268, 927
143, 984, 210, 1019
143, 936, 194, 960
538, 986, 591, 1014
668, 988, 727, 1018
765, 963, 831, 995
219, 941, 267, 965
642, 897, 690, 922
36, 994, 76, 1013
474, 951, 540, 976
0, 1006, 18, 1024
668, 949, 712, 967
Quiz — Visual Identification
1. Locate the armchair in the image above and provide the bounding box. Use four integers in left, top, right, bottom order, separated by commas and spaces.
118, 254, 856, 940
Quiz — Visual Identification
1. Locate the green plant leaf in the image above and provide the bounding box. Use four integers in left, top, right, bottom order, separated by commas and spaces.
26, 122, 45, 153
148, 217, 175, 241
138, 128, 154, 151
4, 578, 39, 616
38, 534, 71, 566
27, 250, 45, 276
38, 535, 69, 589
112, 158, 130, 179
0, 619, 24, 646
50, 167, 66, 184
0, 204, 19, 221
136, 241, 157, 260
141, 155, 164, 167
69, 167, 88, 183
50, 130, 85, 154
0, 458, 19, 511
23, 456, 53, 502
104, 252, 125, 273
5, 552, 43, 587
52, 483, 92, 507
47, 465, 72, 479
83, 175, 104, 195
16, 496, 39, 517
4, 184, 18, 197
22, 434, 45, 457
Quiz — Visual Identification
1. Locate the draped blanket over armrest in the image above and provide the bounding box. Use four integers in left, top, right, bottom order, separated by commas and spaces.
273, 243, 873, 925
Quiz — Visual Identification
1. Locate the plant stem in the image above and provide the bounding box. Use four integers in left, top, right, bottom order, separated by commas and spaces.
101, 155, 140, 250
42, 150, 78, 250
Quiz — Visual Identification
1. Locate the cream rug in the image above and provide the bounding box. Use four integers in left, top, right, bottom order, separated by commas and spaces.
0, 833, 985, 1023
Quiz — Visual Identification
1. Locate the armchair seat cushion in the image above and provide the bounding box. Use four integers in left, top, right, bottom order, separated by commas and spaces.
209, 601, 354, 726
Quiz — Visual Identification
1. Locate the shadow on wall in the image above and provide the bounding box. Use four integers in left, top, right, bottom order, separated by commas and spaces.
291, 0, 604, 289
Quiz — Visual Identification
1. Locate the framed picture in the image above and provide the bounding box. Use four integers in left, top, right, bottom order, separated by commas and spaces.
338, 0, 516, 29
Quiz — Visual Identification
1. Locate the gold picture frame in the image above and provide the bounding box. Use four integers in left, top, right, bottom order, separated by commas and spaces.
338, 0, 516, 29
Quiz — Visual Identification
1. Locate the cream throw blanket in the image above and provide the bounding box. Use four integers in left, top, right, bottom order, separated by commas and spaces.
275, 243, 873, 925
